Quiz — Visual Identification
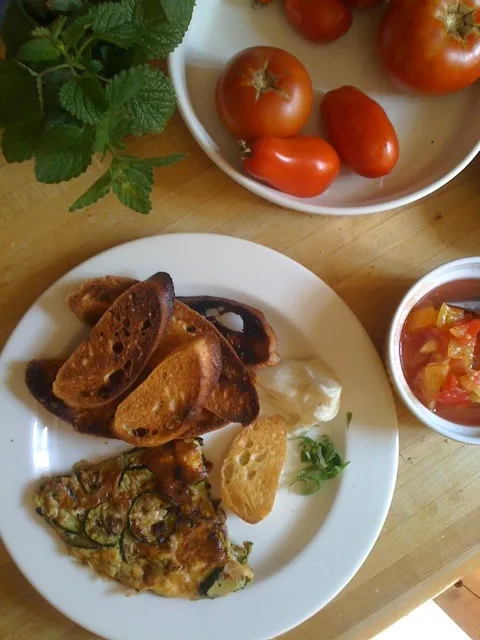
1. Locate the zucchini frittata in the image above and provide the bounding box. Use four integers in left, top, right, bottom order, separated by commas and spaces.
34, 439, 253, 599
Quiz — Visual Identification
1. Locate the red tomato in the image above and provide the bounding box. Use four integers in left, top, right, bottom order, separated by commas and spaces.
320, 86, 399, 178
450, 319, 480, 344
378, 0, 480, 95
242, 137, 340, 197
215, 47, 313, 140
345, 0, 384, 7
437, 373, 472, 406
285, 0, 352, 43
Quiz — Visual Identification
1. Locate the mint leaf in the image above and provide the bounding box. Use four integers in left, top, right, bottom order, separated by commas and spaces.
31, 26, 51, 38
111, 159, 153, 214
0, 0, 37, 56
1, 123, 40, 162
17, 37, 62, 61
60, 76, 107, 125
0, 60, 42, 126
42, 66, 74, 111
62, 14, 94, 47
124, 67, 176, 134
91, 0, 140, 47
95, 107, 131, 153
87, 59, 104, 74
49, 0, 84, 10
69, 170, 112, 211
35, 124, 94, 183
106, 66, 148, 106
138, 0, 195, 57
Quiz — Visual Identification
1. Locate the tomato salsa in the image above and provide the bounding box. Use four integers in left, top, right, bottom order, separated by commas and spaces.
400, 279, 480, 426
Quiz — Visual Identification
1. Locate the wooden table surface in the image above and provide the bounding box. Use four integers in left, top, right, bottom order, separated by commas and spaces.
1, 110, 480, 640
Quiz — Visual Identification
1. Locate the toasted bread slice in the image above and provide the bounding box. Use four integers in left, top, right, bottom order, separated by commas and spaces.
53, 273, 175, 409
179, 296, 280, 368
112, 334, 222, 447
150, 299, 259, 425
183, 410, 228, 438
25, 359, 117, 438
67, 278, 277, 369
68, 276, 137, 325
220, 415, 287, 524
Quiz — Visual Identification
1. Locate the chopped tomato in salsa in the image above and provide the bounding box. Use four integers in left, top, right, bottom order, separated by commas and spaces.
401, 280, 480, 425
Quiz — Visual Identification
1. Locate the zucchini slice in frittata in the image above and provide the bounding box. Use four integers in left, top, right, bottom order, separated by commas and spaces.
34, 439, 253, 599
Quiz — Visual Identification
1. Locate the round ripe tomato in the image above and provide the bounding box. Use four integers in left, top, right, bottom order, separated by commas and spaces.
285, 0, 352, 43
215, 47, 313, 140
320, 86, 399, 178
345, 0, 383, 7
378, 0, 480, 94
242, 136, 340, 198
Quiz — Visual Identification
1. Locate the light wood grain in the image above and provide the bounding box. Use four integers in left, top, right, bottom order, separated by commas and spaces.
1, 110, 480, 640
435, 570, 480, 640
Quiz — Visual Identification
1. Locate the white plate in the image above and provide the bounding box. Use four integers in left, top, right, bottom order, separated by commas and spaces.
168, 0, 480, 216
0, 233, 398, 640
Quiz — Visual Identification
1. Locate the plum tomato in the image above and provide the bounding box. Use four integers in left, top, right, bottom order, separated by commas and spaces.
320, 85, 399, 178
241, 136, 340, 198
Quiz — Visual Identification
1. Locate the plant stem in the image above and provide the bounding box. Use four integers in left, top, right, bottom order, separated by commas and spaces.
39, 63, 71, 77
78, 35, 96, 57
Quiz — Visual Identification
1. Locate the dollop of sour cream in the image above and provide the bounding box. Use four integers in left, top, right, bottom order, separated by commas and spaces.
256, 357, 342, 436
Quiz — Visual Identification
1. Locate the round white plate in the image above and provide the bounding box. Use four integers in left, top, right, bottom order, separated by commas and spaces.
169, 0, 480, 216
0, 234, 398, 640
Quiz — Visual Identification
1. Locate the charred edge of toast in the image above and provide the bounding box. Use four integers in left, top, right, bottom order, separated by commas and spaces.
25, 359, 116, 438
54, 274, 175, 409
66, 278, 277, 369
179, 295, 280, 368
67, 276, 138, 325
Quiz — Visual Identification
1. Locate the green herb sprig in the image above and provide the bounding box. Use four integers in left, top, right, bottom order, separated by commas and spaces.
0, 0, 195, 213
289, 434, 349, 496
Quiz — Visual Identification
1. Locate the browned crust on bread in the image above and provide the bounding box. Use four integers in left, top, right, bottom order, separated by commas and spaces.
67, 276, 138, 325
179, 295, 280, 368
150, 300, 259, 425
111, 334, 222, 447
53, 273, 175, 409
67, 277, 277, 369
220, 415, 287, 524
25, 359, 117, 438
182, 410, 229, 438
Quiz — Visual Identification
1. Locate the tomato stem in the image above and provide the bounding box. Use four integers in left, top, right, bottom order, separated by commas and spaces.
238, 140, 252, 159
445, 3, 479, 40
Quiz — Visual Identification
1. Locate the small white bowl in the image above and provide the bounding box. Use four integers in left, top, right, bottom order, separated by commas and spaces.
387, 258, 480, 445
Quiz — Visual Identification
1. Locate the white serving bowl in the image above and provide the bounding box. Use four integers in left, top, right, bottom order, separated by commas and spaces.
169, 0, 480, 216
387, 258, 480, 445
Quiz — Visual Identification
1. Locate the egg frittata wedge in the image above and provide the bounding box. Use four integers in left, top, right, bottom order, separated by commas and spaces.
34, 439, 253, 599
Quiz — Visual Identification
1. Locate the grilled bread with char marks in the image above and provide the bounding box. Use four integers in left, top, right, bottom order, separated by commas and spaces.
66, 275, 260, 426
53, 273, 174, 409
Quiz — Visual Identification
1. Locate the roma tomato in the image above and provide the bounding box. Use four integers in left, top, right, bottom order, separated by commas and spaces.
345, 0, 384, 7
320, 86, 399, 178
285, 0, 352, 43
378, 0, 480, 94
242, 137, 340, 197
215, 46, 313, 140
